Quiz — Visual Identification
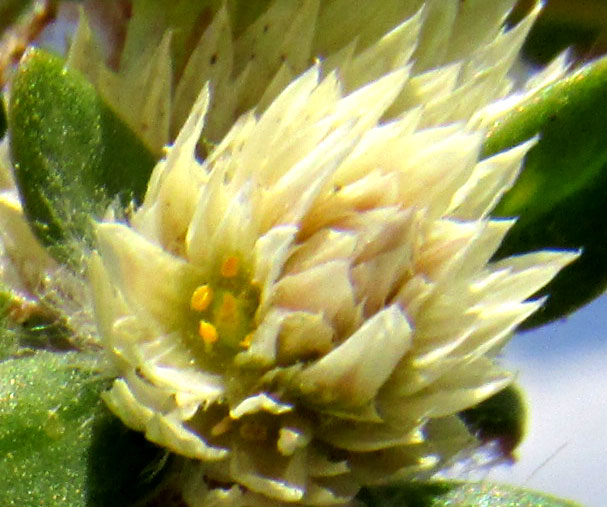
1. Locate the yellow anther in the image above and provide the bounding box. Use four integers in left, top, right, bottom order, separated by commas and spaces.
191, 285, 213, 312
239, 332, 253, 349
218, 292, 237, 322
220, 256, 240, 278
198, 320, 218, 345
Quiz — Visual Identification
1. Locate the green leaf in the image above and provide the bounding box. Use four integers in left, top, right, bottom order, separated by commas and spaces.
484, 55, 607, 328
459, 384, 527, 460
0, 350, 165, 506
0, 326, 19, 361
357, 481, 581, 507
8, 48, 156, 265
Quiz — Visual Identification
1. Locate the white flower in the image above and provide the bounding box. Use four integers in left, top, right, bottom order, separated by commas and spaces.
89, 2, 576, 505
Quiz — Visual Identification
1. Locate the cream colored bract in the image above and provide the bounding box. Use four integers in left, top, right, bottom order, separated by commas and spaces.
90, 2, 576, 505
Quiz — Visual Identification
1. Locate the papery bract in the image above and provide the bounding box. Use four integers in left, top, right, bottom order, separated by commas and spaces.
89, 1, 577, 505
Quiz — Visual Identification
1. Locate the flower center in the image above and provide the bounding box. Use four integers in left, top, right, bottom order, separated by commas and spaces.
190, 255, 259, 351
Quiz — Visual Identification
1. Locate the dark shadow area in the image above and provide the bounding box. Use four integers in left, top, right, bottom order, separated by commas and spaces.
86, 408, 169, 506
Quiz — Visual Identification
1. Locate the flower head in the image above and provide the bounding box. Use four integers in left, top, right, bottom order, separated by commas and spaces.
90, 2, 576, 505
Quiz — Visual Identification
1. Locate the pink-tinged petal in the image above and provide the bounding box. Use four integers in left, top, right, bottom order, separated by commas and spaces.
294, 305, 412, 407
284, 229, 356, 276
273, 259, 357, 336
277, 311, 335, 364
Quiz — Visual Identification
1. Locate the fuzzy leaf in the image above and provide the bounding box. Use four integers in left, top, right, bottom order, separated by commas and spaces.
484, 55, 607, 328
8, 48, 156, 265
357, 481, 580, 506
0, 350, 165, 506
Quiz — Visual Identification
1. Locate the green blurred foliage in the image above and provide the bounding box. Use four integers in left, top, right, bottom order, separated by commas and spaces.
514, 0, 607, 64
459, 384, 527, 461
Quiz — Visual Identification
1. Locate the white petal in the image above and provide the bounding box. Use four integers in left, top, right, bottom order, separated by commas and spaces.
230, 394, 292, 419
399, 358, 512, 417
96, 222, 204, 331
320, 420, 422, 452
89, 253, 129, 353
258, 123, 360, 230
343, 11, 421, 90
307, 447, 350, 478
284, 229, 356, 276
134, 86, 210, 254
474, 250, 580, 306
102, 379, 154, 432
99, 33, 172, 154
446, 0, 517, 62
411, 0, 456, 71
140, 363, 224, 404
231, 443, 306, 502
253, 225, 298, 316
146, 414, 229, 461
449, 140, 535, 219
0, 191, 57, 294
235, 308, 286, 367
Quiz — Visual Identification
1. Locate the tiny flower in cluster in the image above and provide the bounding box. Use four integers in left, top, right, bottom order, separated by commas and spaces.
89, 2, 576, 505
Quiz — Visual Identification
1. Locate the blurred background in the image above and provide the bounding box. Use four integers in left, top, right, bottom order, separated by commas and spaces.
488, 2, 607, 506
488, 296, 607, 506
